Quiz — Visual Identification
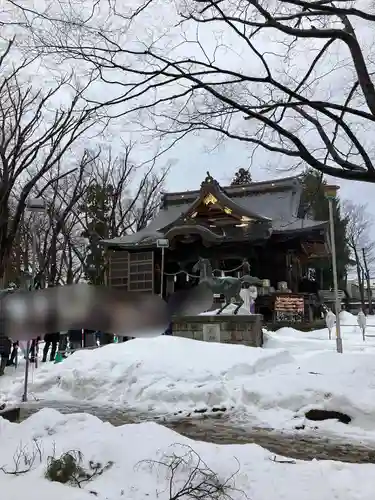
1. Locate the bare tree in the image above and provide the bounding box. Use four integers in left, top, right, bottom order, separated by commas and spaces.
362, 247, 373, 314
13, 145, 168, 287
7, 0, 375, 182
71, 146, 167, 284
6, 155, 95, 287
32, 151, 96, 285
0, 38, 99, 285
343, 200, 375, 312
81, 146, 167, 238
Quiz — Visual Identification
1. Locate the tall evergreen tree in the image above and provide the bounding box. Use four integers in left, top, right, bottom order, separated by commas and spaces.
300, 169, 350, 289
80, 183, 114, 285
231, 168, 252, 185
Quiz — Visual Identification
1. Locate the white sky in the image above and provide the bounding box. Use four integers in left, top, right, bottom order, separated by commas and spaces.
1, 0, 374, 225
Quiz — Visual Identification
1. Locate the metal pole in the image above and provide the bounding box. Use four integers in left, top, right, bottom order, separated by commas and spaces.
328, 198, 343, 353
22, 339, 31, 403
160, 247, 165, 298
22, 222, 37, 402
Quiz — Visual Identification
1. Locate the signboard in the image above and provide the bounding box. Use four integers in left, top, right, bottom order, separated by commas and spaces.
26, 198, 46, 212
324, 184, 339, 200
156, 238, 169, 248
274, 294, 304, 322
202, 324, 221, 343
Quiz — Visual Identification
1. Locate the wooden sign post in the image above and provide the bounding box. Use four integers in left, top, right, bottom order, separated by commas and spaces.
274, 294, 304, 323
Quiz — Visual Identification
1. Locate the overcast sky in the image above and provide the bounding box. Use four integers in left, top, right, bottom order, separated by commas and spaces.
2, 0, 374, 227
162, 130, 371, 212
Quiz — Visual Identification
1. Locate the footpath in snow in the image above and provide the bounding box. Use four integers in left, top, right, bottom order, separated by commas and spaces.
0, 408, 374, 500
2, 311, 375, 444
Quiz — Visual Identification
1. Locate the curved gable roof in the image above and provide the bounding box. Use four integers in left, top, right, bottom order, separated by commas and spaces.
159, 173, 271, 232
102, 174, 326, 248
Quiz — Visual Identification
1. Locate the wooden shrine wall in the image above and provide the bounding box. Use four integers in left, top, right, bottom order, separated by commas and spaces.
107, 250, 154, 293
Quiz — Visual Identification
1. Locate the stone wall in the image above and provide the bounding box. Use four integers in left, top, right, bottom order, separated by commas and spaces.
172, 314, 263, 347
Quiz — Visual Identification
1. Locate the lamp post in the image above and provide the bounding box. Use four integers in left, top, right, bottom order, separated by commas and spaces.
22, 197, 46, 403
157, 238, 169, 298
324, 185, 343, 353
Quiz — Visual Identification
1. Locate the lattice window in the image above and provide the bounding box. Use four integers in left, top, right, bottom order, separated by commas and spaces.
128, 251, 154, 292
107, 250, 154, 292
108, 250, 129, 289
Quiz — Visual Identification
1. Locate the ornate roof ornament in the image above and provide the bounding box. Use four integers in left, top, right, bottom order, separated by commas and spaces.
204, 171, 213, 183
202, 171, 219, 187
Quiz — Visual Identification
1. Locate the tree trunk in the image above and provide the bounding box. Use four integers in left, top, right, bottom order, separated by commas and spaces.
353, 246, 366, 309
362, 248, 373, 314
0, 242, 13, 288
48, 232, 58, 285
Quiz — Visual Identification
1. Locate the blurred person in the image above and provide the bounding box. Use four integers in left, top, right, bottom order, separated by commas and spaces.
42, 332, 60, 362
59, 332, 69, 357
163, 322, 173, 335
163, 294, 173, 335
0, 334, 11, 376
83, 329, 96, 348
7, 341, 19, 367
95, 330, 102, 345
68, 328, 83, 353
29, 337, 41, 363
101, 332, 114, 345
1, 282, 213, 344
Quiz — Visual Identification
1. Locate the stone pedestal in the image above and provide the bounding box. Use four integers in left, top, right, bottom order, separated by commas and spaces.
172, 314, 263, 347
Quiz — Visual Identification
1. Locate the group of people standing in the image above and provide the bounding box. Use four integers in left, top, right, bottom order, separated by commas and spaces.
0, 329, 118, 376
32, 329, 116, 363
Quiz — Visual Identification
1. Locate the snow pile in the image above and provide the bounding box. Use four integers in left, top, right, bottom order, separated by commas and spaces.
264, 310, 375, 354
340, 311, 357, 325
0, 408, 373, 500
0, 337, 293, 414
238, 350, 375, 437
9, 334, 375, 442
3, 313, 375, 443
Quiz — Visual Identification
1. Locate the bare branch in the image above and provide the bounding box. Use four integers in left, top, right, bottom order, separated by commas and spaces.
0, 40, 99, 283
7, 0, 375, 183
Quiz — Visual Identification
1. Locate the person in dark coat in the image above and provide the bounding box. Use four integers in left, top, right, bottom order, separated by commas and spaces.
68, 329, 82, 352
83, 329, 96, 348
58, 332, 69, 357
163, 322, 173, 335
29, 336, 41, 363
0, 334, 12, 376
42, 332, 60, 362
7, 341, 19, 367
101, 332, 114, 345
163, 295, 173, 335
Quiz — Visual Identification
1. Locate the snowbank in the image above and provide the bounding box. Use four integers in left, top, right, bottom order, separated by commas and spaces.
3, 314, 375, 443
264, 310, 375, 354
0, 336, 293, 414
0, 408, 373, 500
14, 335, 375, 443
237, 350, 375, 437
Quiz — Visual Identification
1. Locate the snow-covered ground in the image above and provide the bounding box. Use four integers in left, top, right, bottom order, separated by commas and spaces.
2, 311, 375, 445
1, 408, 374, 500
264, 311, 374, 355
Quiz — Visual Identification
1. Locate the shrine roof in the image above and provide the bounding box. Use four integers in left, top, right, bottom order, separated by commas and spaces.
161, 175, 301, 209
103, 174, 328, 248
